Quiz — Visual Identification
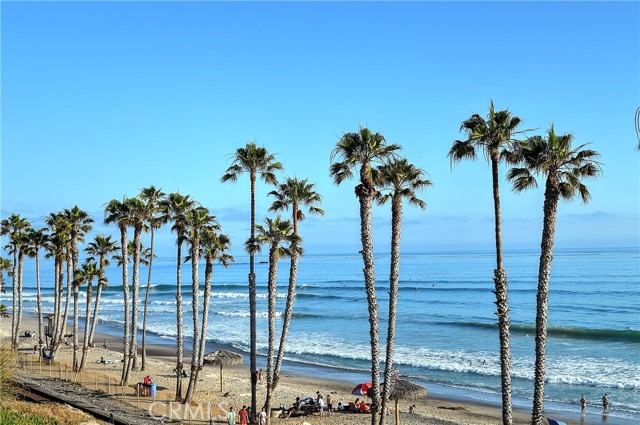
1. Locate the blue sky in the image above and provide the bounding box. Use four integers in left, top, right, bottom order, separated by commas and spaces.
2, 1, 639, 256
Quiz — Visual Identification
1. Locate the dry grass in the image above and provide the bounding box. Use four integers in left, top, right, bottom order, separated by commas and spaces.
1, 399, 99, 425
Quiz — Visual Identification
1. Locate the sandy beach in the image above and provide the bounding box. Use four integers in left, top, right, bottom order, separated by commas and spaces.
2, 313, 599, 425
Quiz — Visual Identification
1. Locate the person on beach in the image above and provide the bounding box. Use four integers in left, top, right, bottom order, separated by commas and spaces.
602, 394, 609, 413
317, 394, 325, 417
259, 408, 267, 425
580, 395, 587, 415
258, 368, 264, 385
239, 406, 248, 425
284, 397, 301, 418
102, 338, 108, 350
227, 407, 236, 425
326, 394, 333, 416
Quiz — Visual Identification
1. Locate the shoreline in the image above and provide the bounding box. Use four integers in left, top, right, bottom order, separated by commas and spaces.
4, 312, 634, 425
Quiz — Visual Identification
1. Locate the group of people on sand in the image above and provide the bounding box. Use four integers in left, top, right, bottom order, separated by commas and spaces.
227, 405, 267, 425
580, 393, 610, 415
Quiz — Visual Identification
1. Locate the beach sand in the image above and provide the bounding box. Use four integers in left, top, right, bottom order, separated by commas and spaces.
2, 313, 578, 425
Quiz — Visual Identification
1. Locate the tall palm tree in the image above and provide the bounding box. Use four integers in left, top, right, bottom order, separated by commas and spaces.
76, 259, 102, 371
124, 197, 149, 372
506, 126, 602, 425
85, 235, 118, 347
196, 228, 233, 387
44, 213, 71, 355
139, 186, 167, 371
183, 207, 218, 403
1, 213, 32, 348
448, 102, 525, 425
255, 216, 293, 423
104, 198, 133, 385
161, 192, 197, 400
63, 206, 94, 281
268, 177, 323, 390
330, 126, 401, 425
26, 228, 49, 356
63, 206, 93, 370
221, 141, 282, 414
374, 158, 431, 425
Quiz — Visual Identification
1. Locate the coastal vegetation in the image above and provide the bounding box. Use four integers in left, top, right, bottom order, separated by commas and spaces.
1, 108, 607, 425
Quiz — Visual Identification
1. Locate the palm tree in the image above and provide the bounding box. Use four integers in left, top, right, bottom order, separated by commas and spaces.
330, 126, 401, 425
448, 102, 525, 425
183, 207, 218, 403
63, 206, 94, 280
1, 213, 32, 348
268, 177, 323, 390
255, 216, 293, 423
374, 158, 431, 425
75, 259, 101, 371
161, 192, 197, 400
85, 235, 118, 347
506, 126, 602, 425
44, 213, 71, 355
221, 141, 282, 414
124, 197, 149, 372
196, 228, 233, 386
26, 228, 49, 356
139, 186, 167, 371
104, 198, 132, 385
183, 226, 233, 401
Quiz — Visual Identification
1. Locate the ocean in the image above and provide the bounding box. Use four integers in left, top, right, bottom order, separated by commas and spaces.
3, 247, 639, 423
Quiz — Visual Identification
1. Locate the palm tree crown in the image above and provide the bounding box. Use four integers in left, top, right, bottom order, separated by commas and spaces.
269, 177, 324, 235
507, 125, 603, 199
375, 158, 432, 209
330, 126, 401, 196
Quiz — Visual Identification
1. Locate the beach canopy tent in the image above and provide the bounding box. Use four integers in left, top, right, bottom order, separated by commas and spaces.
352, 382, 373, 397
547, 419, 568, 425
203, 350, 243, 392
387, 379, 427, 425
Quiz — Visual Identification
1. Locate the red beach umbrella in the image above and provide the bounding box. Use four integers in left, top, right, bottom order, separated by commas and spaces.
352, 382, 373, 397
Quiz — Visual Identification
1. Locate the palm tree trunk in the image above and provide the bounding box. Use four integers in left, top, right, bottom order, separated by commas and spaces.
490, 154, 513, 425
191, 256, 214, 401
119, 227, 131, 386
15, 250, 25, 350
272, 240, 299, 391
88, 280, 103, 347
175, 240, 184, 400
184, 236, 201, 403
72, 282, 79, 371
265, 245, 279, 425
531, 178, 560, 425
380, 195, 402, 425
359, 193, 381, 425
53, 254, 69, 356
79, 279, 93, 371
10, 251, 17, 349
129, 226, 142, 372
141, 227, 155, 371
50, 256, 60, 352
35, 250, 44, 357
249, 172, 258, 417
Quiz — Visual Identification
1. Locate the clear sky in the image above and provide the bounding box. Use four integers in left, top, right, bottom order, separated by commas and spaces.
2, 1, 639, 257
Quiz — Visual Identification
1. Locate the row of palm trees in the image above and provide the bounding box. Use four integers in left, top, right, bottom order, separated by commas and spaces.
1, 104, 602, 425
327, 104, 601, 425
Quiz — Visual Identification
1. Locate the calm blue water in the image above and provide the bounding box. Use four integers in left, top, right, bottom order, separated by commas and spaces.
3, 248, 639, 422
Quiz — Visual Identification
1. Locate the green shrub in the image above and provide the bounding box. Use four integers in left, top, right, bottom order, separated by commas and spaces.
0, 405, 61, 425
